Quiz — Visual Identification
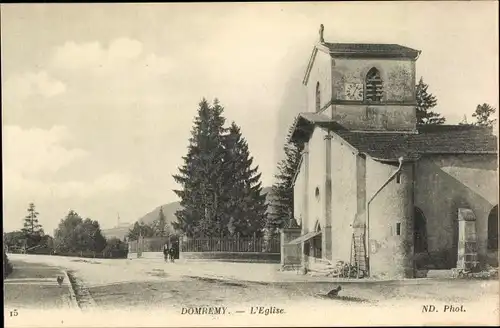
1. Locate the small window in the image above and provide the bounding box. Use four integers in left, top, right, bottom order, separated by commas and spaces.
315, 187, 320, 201
396, 223, 401, 236
365, 67, 383, 102
396, 172, 401, 184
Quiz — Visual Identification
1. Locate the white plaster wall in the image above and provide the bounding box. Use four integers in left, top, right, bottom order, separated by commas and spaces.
306, 50, 333, 113
306, 127, 328, 233
330, 135, 359, 262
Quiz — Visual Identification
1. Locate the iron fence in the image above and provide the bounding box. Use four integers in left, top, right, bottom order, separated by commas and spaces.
181, 236, 280, 253
128, 236, 171, 253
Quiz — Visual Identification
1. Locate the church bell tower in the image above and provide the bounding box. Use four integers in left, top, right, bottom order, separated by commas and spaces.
303, 24, 421, 132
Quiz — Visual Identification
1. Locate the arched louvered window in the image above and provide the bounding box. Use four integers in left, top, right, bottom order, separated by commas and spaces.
365, 68, 383, 102
315, 82, 321, 112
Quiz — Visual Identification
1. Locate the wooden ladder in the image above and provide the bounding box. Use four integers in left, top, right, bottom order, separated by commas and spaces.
350, 232, 368, 277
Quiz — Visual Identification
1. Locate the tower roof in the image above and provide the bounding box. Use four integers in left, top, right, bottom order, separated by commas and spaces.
304, 24, 421, 85
321, 42, 421, 59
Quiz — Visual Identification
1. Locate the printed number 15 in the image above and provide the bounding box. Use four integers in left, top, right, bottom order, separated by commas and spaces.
10, 309, 18, 317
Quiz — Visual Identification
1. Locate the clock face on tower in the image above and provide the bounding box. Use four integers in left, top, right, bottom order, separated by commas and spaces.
344, 83, 364, 101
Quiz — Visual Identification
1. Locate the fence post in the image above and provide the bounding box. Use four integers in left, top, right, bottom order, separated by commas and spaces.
253, 232, 256, 252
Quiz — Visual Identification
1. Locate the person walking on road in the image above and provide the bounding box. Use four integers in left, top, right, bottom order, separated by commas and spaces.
163, 244, 169, 262
168, 247, 175, 263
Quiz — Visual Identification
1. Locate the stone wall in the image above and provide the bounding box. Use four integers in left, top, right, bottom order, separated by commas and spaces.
332, 58, 415, 103
331, 104, 416, 131
330, 57, 417, 131
415, 154, 498, 268
179, 252, 280, 263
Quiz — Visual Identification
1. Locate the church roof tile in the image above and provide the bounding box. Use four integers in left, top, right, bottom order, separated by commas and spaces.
289, 113, 497, 161
322, 43, 420, 59
335, 125, 498, 161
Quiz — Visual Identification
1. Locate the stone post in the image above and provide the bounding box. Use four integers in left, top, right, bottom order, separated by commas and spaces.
457, 208, 479, 271
280, 227, 302, 270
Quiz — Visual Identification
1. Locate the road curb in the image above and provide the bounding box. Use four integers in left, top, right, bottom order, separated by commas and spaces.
67, 271, 97, 310
63, 270, 80, 310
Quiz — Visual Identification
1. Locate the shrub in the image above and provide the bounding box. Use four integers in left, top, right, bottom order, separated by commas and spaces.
102, 238, 129, 258
3, 250, 13, 279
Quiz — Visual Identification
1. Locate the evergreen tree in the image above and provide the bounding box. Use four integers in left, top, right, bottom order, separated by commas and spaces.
22, 203, 43, 236
472, 103, 497, 127
21, 203, 44, 248
267, 124, 303, 234
173, 99, 228, 237
416, 77, 445, 125
152, 207, 170, 237
222, 122, 267, 237
127, 222, 155, 241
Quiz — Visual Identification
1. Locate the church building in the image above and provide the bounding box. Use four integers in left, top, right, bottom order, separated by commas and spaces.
286, 25, 498, 279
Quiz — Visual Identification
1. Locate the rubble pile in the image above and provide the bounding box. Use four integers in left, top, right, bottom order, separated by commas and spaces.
451, 265, 498, 279
308, 260, 365, 278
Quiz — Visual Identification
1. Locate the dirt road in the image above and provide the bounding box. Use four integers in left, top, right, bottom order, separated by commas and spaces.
5, 254, 498, 327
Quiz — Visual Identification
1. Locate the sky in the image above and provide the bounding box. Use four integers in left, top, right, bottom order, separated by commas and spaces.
2, 2, 498, 233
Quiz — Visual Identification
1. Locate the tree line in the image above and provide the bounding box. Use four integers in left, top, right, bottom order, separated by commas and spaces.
126, 206, 177, 241
4, 203, 127, 258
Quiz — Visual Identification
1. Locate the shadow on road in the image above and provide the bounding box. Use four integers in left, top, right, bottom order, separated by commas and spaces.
314, 293, 374, 303
147, 269, 169, 278
186, 275, 247, 288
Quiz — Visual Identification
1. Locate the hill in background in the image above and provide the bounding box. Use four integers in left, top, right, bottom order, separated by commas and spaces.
102, 187, 273, 240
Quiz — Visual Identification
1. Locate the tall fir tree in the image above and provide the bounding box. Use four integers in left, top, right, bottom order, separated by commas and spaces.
173, 99, 228, 237
416, 77, 445, 125
267, 124, 303, 234
223, 122, 267, 237
21, 203, 44, 247
152, 207, 170, 237
127, 221, 155, 241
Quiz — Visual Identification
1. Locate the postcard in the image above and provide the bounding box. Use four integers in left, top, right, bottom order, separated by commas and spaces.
2, 2, 499, 327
